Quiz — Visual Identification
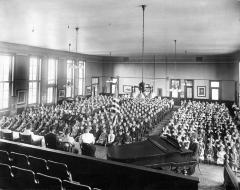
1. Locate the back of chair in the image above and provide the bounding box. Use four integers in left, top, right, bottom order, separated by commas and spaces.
19, 133, 32, 144
28, 155, 48, 174
36, 173, 62, 190
2, 131, 13, 141
62, 180, 91, 190
61, 142, 73, 152
0, 149, 10, 164
11, 166, 37, 189
10, 152, 29, 169
47, 160, 71, 181
0, 163, 13, 188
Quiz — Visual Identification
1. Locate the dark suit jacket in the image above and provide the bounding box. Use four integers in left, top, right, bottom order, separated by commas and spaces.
189, 142, 199, 161
44, 132, 59, 149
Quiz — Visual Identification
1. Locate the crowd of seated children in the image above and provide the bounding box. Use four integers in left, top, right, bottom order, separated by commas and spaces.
232, 102, 240, 129
0, 95, 171, 150
162, 100, 240, 170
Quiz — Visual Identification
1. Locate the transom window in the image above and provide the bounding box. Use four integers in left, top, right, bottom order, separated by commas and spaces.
210, 81, 220, 88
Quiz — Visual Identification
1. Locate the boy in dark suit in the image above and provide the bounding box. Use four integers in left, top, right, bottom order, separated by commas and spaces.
44, 126, 59, 150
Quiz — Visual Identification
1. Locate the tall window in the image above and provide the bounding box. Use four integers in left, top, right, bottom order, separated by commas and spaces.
47, 58, 58, 104
78, 61, 85, 95
66, 60, 74, 97
170, 79, 180, 98
48, 59, 57, 84
0, 55, 12, 109
28, 57, 41, 104
47, 87, 54, 103
210, 81, 220, 100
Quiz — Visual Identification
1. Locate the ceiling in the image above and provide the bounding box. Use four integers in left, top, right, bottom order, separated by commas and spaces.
0, 0, 240, 56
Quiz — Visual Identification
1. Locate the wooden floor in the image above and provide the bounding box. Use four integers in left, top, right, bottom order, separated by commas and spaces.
94, 145, 225, 190
193, 163, 224, 190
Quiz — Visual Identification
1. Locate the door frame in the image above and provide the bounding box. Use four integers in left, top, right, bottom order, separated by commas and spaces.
184, 79, 194, 99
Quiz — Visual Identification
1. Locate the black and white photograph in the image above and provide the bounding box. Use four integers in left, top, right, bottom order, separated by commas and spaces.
0, 0, 240, 190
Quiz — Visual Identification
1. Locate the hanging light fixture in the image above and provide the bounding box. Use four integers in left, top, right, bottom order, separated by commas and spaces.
138, 4, 147, 96
75, 27, 79, 52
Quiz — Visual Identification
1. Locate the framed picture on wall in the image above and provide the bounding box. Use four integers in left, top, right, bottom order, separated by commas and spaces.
59, 89, 65, 98
123, 85, 132, 93
17, 90, 26, 104
86, 86, 92, 95
197, 86, 206, 97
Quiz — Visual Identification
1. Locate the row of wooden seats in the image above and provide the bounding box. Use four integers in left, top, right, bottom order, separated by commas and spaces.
0, 150, 71, 181
0, 130, 75, 152
0, 150, 101, 190
0, 130, 41, 146
0, 130, 14, 141
0, 163, 98, 190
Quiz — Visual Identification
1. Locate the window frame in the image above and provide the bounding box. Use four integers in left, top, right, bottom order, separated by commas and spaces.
47, 58, 58, 104
184, 79, 194, 99
66, 59, 75, 98
0, 54, 13, 110
28, 56, 41, 105
170, 79, 181, 98
78, 60, 85, 96
209, 80, 221, 101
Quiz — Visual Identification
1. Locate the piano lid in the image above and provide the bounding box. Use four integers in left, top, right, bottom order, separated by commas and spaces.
107, 135, 192, 161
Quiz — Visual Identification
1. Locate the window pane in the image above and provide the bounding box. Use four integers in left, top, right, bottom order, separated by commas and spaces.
211, 81, 219, 88
186, 80, 193, 87
48, 59, 57, 84
0, 83, 9, 109
0, 55, 11, 109
66, 86, 72, 97
47, 87, 53, 103
186, 88, 193, 98
171, 80, 180, 89
172, 89, 178, 98
111, 84, 116, 94
78, 61, 85, 95
29, 57, 38, 80
67, 60, 73, 82
28, 82, 37, 104
0, 55, 11, 82
212, 89, 219, 100
78, 79, 83, 95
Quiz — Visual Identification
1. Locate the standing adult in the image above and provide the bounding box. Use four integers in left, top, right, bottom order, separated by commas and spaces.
188, 133, 199, 162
